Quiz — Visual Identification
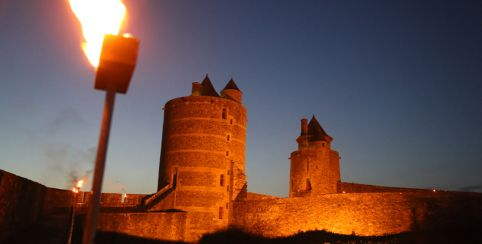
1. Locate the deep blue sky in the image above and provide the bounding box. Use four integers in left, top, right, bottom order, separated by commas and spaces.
1, 0, 481, 196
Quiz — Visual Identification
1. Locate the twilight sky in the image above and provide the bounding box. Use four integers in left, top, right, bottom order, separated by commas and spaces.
1, 0, 481, 196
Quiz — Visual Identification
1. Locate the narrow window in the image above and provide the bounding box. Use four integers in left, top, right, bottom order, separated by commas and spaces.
226, 202, 229, 209
227, 135, 230, 141
306, 179, 312, 191
222, 108, 227, 119
227, 185, 230, 192
220, 174, 225, 186
226, 151, 229, 156
291, 180, 294, 191
219, 207, 223, 219
173, 172, 178, 187
230, 119, 233, 125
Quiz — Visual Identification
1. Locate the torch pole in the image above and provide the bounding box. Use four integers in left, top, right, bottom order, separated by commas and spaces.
82, 89, 116, 244
67, 192, 76, 244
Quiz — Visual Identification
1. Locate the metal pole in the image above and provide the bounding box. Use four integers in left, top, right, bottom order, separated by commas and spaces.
67, 192, 76, 244
82, 89, 116, 244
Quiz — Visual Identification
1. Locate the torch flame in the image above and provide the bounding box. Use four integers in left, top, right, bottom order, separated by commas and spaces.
69, 0, 127, 68
76, 180, 84, 188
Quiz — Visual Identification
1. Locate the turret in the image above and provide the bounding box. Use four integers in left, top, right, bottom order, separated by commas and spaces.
289, 116, 340, 197
221, 78, 243, 103
191, 82, 203, 96
191, 74, 220, 97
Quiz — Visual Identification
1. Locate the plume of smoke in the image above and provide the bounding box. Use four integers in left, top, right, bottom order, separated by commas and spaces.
47, 108, 87, 134
33, 108, 96, 189
458, 184, 482, 192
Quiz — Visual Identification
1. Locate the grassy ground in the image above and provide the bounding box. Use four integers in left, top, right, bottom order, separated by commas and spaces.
6, 214, 482, 244
199, 228, 482, 244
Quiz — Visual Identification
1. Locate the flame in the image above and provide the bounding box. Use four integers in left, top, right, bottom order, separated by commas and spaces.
69, 0, 127, 68
76, 179, 84, 188
72, 179, 84, 193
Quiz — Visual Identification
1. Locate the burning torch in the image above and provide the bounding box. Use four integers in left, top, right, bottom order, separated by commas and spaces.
68, 179, 84, 244
69, 1, 139, 243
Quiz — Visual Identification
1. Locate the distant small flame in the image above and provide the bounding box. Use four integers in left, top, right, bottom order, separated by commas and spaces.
72, 179, 84, 193
69, 0, 127, 68
76, 180, 84, 188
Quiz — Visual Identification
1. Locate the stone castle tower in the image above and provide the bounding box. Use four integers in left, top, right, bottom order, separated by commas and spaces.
289, 116, 340, 197
156, 75, 247, 228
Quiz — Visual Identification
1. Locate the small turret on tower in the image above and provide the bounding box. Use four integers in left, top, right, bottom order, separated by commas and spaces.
297, 115, 333, 150
191, 74, 220, 97
221, 78, 243, 103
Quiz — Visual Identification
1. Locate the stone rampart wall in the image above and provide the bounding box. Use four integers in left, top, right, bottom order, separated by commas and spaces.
97, 212, 188, 242
42, 187, 73, 215
97, 211, 225, 242
0, 169, 152, 242
78, 192, 146, 207
246, 192, 280, 200
0, 169, 46, 242
338, 182, 432, 193
232, 191, 482, 237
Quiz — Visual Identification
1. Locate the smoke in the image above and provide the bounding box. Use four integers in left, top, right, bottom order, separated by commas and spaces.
44, 143, 96, 188
31, 107, 97, 189
47, 108, 88, 134
458, 184, 482, 192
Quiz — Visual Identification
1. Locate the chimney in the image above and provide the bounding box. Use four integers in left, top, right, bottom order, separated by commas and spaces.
191, 82, 202, 96
301, 118, 308, 135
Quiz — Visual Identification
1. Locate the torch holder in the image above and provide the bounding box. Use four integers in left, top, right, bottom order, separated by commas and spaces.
95, 34, 139, 94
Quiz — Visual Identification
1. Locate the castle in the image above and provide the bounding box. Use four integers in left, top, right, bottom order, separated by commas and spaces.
1, 76, 481, 243
131, 76, 481, 241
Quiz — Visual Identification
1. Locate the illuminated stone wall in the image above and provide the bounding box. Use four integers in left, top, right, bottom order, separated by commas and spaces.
77, 192, 145, 207
97, 210, 234, 242
0, 170, 46, 242
232, 191, 482, 237
97, 212, 188, 242
42, 187, 74, 215
338, 182, 433, 193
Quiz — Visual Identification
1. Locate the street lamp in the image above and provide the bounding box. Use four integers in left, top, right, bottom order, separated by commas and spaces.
82, 34, 139, 244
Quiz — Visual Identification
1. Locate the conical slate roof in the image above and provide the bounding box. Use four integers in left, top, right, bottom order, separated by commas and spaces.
201, 75, 219, 97
222, 78, 240, 91
307, 115, 332, 142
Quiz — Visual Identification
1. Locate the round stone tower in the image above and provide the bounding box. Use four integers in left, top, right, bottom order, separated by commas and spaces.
157, 76, 247, 229
289, 116, 340, 197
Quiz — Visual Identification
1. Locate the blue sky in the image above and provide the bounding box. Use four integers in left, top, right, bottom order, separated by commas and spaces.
1, 0, 481, 196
